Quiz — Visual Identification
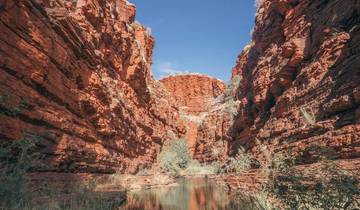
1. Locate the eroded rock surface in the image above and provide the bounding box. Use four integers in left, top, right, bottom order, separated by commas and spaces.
0, 0, 185, 174
230, 0, 360, 165
160, 75, 225, 116
160, 74, 225, 154
174, 0, 360, 184
193, 92, 240, 162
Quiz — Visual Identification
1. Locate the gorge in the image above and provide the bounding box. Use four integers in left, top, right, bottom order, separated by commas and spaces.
0, 0, 359, 209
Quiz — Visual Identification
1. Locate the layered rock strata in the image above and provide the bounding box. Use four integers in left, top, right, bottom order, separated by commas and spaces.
0, 0, 185, 174
193, 90, 241, 162
160, 74, 225, 116
230, 0, 360, 165
160, 74, 225, 153
182, 0, 360, 172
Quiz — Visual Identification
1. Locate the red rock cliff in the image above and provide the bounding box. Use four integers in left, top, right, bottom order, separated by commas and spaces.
160, 74, 225, 154
191, 76, 241, 162
160, 74, 225, 116
230, 0, 360, 164
0, 0, 186, 174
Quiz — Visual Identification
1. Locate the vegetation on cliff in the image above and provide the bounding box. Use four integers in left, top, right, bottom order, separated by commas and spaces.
265, 150, 360, 210
158, 139, 219, 175
234, 146, 360, 210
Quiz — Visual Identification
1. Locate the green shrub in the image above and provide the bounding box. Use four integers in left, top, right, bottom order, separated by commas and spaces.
224, 75, 241, 100
222, 147, 254, 174
300, 107, 316, 125
136, 166, 152, 176
157, 139, 221, 175
0, 133, 41, 209
0, 93, 30, 116
223, 98, 241, 117
210, 161, 222, 174
269, 151, 296, 173
184, 160, 219, 175
158, 139, 191, 174
266, 151, 360, 210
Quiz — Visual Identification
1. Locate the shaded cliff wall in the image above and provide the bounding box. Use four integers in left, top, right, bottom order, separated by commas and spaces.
230, 0, 360, 164
193, 94, 240, 162
160, 74, 225, 154
189, 75, 241, 162
0, 0, 186, 174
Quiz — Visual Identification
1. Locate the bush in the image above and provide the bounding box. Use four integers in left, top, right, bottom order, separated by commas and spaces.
266, 151, 360, 210
0, 133, 41, 209
0, 93, 26, 116
222, 147, 254, 174
158, 140, 220, 175
184, 160, 219, 175
224, 75, 241, 100
158, 139, 191, 174
269, 151, 296, 173
223, 98, 241, 117
136, 166, 152, 176
300, 107, 316, 125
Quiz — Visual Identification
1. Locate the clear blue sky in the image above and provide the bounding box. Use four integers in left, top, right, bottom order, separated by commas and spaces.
131, 0, 256, 82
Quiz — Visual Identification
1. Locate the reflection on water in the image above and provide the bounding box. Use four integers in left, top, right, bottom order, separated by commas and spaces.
120, 177, 257, 210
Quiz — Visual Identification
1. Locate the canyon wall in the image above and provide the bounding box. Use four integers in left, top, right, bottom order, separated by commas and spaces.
0, 0, 186, 174
191, 76, 241, 162
1, 0, 359, 176
193, 94, 240, 162
160, 74, 225, 154
160, 74, 225, 116
230, 0, 360, 165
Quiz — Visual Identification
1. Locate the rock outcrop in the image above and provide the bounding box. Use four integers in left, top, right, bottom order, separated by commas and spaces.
160, 74, 225, 154
230, 0, 360, 165
160, 74, 225, 116
0, 0, 186, 174
193, 95, 240, 162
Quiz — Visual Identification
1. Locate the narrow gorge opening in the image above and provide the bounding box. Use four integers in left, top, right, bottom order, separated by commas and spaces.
0, 0, 359, 209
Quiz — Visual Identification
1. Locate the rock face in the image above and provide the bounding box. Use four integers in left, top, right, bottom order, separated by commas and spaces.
230, 0, 360, 164
160, 75, 225, 116
0, 0, 186, 174
193, 95, 240, 162
160, 74, 225, 153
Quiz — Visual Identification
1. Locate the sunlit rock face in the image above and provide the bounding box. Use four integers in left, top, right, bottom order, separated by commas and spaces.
160, 74, 225, 155
160, 75, 225, 116
0, 0, 186, 174
230, 0, 360, 165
